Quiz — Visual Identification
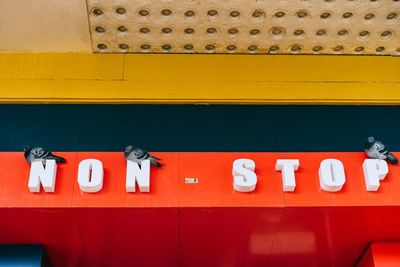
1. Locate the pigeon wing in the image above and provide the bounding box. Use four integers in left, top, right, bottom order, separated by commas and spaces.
135, 149, 150, 160
32, 147, 50, 159
376, 142, 390, 155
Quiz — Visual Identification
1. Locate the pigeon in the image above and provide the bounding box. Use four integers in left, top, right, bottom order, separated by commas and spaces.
24, 146, 66, 164
364, 136, 398, 165
124, 145, 162, 167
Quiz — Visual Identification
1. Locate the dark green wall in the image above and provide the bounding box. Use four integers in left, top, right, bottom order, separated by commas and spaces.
0, 105, 398, 152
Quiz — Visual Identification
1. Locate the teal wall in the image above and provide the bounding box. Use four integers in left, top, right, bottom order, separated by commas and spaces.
0, 105, 398, 152
0, 245, 45, 267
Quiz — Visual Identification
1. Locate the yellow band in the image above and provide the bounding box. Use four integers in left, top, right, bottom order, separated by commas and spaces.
0, 53, 399, 104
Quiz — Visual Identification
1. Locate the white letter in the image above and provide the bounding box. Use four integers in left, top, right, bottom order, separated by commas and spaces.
319, 159, 346, 192
275, 159, 299, 192
28, 160, 57, 193
78, 159, 104, 193
232, 159, 257, 193
363, 159, 388, 191
126, 160, 150, 192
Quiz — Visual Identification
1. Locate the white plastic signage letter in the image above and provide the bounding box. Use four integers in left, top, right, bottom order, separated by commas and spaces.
319, 159, 346, 192
232, 159, 257, 193
78, 159, 104, 193
363, 159, 388, 191
28, 160, 57, 193
275, 159, 300, 192
126, 160, 150, 192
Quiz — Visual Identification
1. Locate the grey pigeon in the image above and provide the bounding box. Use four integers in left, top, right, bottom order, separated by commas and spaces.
124, 145, 162, 167
24, 146, 66, 164
364, 136, 398, 165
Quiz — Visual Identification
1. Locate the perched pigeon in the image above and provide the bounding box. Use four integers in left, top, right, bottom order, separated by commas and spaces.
124, 145, 162, 167
24, 146, 66, 164
364, 136, 398, 165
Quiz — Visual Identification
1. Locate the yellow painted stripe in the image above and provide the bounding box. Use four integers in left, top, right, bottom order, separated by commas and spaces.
0, 54, 123, 80
124, 54, 400, 82
0, 53, 399, 104
1, 80, 400, 104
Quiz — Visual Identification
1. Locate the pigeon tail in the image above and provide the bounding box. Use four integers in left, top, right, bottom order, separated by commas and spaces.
47, 155, 66, 163
150, 159, 162, 168
150, 155, 161, 161
386, 153, 399, 165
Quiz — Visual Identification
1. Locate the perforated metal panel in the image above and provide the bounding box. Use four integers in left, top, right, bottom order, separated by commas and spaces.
87, 0, 400, 55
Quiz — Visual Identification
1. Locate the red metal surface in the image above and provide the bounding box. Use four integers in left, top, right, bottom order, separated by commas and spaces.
0, 207, 399, 266
358, 243, 400, 267
0, 152, 400, 266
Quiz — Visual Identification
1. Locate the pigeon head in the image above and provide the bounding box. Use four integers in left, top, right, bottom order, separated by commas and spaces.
24, 146, 33, 158
364, 137, 376, 150
124, 145, 135, 158
125, 145, 134, 153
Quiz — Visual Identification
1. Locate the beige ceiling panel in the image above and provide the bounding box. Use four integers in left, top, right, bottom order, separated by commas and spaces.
87, 0, 400, 55
0, 0, 91, 52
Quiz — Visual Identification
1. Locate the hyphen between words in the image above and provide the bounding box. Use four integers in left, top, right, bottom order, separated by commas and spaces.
28, 157, 391, 193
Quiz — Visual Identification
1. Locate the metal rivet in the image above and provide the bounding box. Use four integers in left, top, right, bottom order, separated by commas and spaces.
269, 45, 279, 52
333, 45, 344, 51
205, 44, 216, 50
206, 28, 217, 34
139, 10, 150, 17
272, 27, 283, 35
297, 10, 308, 18
161, 9, 172, 16
230, 11, 240, 18
162, 28, 172, 34
162, 44, 172, 50
207, 10, 218, 17
343, 12, 353, 18
118, 26, 127, 32
313, 46, 323, 52
354, 46, 364, 52
381, 31, 392, 37
92, 8, 103, 16
227, 45, 237, 51
387, 13, 398, 20
250, 29, 260, 35
294, 29, 304, 36
116, 7, 126, 14
141, 44, 151, 50
228, 28, 238, 35
185, 10, 195, 17
140, 27, 150, 34
184, 28, 194, 34
119, 44, 129, 50
248, 45, 257, 52
97, 44, 107, 50
95, 26, 105, 33
320, 12, 331, 19
184, 44, 194, 50
364, 13, 375, 20
252, 10, 265, 18
291, 45, 302, 52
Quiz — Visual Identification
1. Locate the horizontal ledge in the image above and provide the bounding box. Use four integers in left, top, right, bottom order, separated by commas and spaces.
0, 54, 399, 82
0, 80, 400, 104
